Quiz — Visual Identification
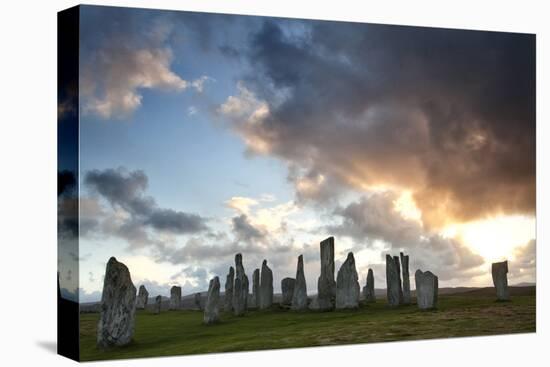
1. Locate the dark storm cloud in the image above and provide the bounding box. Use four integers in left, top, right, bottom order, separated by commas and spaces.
58, 170, 76, 197
232, 214, 267, 242
327, 191, 485, 281
227, 20, 535, 227
85, 167, 209, 238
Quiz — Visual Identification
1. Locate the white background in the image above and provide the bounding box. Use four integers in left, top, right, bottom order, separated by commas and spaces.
0, 0, 548, 365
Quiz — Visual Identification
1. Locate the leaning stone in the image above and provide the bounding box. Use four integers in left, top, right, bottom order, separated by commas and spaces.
336, 252, 360, 309
224, 266, 234, 312
194, 292, 202, 310
415, 270, 438, 310
169, 286, 181, 310
400, 252, 411, 305
204, 276, 221, 324
97, 257, 136, 349
291, 255, 308, 311
492, 261, 510, 301
281, 278, 296, 306
136, 285, 149, 310
386, 254, 403, 307
317, 237, 336, 311
154, 295, 162, 314
251, 268, 260, 308
232, 253, 249, 316
363, 268, 376, 303
260, 260, 274, 309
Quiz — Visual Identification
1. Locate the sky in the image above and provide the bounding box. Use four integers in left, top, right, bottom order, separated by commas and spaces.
57, 5, 536, 302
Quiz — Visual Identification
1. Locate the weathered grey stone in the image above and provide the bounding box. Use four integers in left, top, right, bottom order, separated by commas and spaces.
97, 257, 136, 349
336, 252, 360, 309
363, 268, 376, 303
224, 266, 234, 312
232, 253, 249, 316
136, 285, 149, 310
492, 261, 510, 301
415, 270, 438, 310
194, 292, 202, 310
317, 237, 336, 311
169, 286, 181, 310
281, 278, 296, 306
204, 276, 220, 324
292, 255, 308, 310
251, 268, 260, 308
400, 252, 411, 305
154, 295, 162, 314
260, 260, 273, 309
386, 254, 403, 306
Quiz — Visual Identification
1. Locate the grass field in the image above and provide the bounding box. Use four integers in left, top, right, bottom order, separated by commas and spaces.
79, 289, 535, 361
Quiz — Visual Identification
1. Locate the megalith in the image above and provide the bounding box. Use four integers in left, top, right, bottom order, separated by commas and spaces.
204, 276, 221, 324
281, 278, 296, 306
154, 295, 162, 314
400, 252, 411, 305
317, 237, 336, 311
336, 252, 360, 309
194, 292, 202, 310
260, 260, 274, 309
97, 257, 136, 349
415, 270, 439, 310
251, 268, 260, 308
363, 268, 376, 303
386, 254, 403, 306
291, 255, 308, 311
492, 261, 510, 301
169, 286, 181, 310
224, 266, 234, 312
136, 285, 149, 310
232, 253, 249, 316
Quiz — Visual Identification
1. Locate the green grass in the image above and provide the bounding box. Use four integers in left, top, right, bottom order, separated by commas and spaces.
80, 294, 535, 361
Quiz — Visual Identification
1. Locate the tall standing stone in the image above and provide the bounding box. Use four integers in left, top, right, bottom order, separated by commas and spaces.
386, 254, 403, 307
292, 255, 308, 310
194, 292, 202, 310
415, 270, 438, 309
97, 257, 136, 349
204, 276, 220, 324
154, 295, 162, 314
169, 286, 181, 310
224, 266, 234, 312
136, 285, 149, 310
492, 261, 510, 301
317, 237, 336, 311
232, 253, 249, 316
260, 260, 274, 309
281, 278, 296, 306
251, 268, 260, 308
336, 252, 360, 309
400, 252, 411, 305
363, 268, 376, 303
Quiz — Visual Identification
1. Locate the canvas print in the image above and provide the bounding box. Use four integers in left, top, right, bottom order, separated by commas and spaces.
57, 5, 536, 362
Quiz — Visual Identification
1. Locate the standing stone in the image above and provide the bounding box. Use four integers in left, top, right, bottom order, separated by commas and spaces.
224, 266, 234, 312
194, 292, 202, 310
291, 255, 308, 310
97, 257, 136, 349
260, 260, 274, 309
204, 276, 220, 324
386, 254, 403, 307
415, 270, 439, 310
136, 285, 149, 310
363, 268, 376, 303
169, 286, 181, 310
400, 252, 411, 305
154, 295, 162, 314
232, 253, 249, 316
281, 278, 296, 306
492, 261, 510, 301
317, 237, 336, 311
336, 252, 360, 309
251, 268, 260, 308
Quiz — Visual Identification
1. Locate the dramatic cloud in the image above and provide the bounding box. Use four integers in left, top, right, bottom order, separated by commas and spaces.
220, 20, 535, 228
509, 239, 536, 284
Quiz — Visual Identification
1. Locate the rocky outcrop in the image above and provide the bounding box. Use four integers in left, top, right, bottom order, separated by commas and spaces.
291, 255, 308, 311
169, 286, 181, 310
363, 268, 376, 303
259, 260, 273, 309
136, 285, 149, 310
336, 252, 360, 309
204, 276, 220, 324
97, 257, 136, 349
400, 252, 411, 305
386, 255, 403, 307
281, 278, 296, 306
224, 266, 234, 312
415, 270, 438, 310
492, 261, 510, 301
317, 237, 336, 311
232, 253, 249, 316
